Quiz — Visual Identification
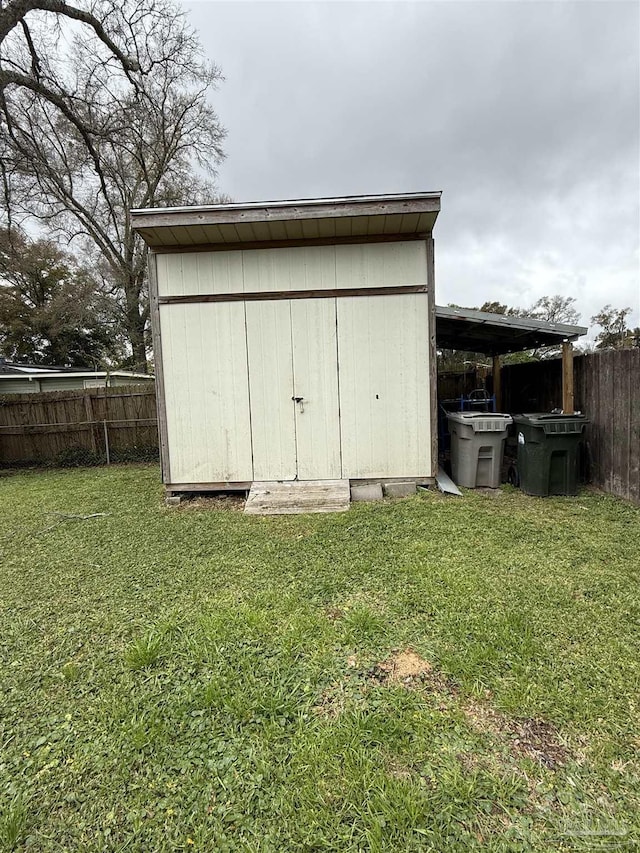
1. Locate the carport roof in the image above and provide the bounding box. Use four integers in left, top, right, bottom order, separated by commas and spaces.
435, 305, 587, 355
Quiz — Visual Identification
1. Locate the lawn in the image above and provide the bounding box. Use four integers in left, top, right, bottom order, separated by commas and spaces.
0, 465, 638, 852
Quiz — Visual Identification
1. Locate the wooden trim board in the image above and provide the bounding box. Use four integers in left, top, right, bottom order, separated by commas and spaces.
244, 479, 351, 515
148, 254, 172, 484
133, 196, 440, 231
158, 283, 427, 306
426, 237, 438, 479
562, 341, 575, 414
166, 481, 252, 495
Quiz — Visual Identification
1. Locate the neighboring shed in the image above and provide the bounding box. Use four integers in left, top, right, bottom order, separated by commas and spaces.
0, 361, 154, 394
132, 192, 441, 496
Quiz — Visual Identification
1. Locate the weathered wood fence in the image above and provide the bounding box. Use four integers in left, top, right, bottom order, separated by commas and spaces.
437, 368, 480, 402
0, 385, 158, 467
3, 356, 639, 503
503, 349, 640, 504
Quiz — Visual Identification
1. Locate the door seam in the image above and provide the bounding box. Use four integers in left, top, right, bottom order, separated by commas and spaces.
288, 298, 299, 480
241, 251, 256, 481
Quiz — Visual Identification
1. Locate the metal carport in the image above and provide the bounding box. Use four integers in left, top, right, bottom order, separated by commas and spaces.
435, 305, 587, 413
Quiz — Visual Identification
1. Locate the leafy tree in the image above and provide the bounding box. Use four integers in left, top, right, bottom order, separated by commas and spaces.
528, 295, 580, 326
478, 300, 524, 317
1, 0, 226, 371
590, 305, 635, 350
438, 295, 584, 373
0, 227, 121, 365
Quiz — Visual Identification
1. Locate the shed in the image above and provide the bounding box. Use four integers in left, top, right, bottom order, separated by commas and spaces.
132, 192, 441, 497
0, 361, 154, 395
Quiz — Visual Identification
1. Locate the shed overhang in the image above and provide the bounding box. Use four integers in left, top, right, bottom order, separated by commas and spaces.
436, 305, 587, 355
131, 192, 441, 250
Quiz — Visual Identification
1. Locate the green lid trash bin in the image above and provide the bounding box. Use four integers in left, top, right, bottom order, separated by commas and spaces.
446, 412, 513, 488
512, 413, 589, 496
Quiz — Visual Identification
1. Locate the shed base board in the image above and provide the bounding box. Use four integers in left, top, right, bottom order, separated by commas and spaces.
350, 476, 435, 487
165, 476, 436, 506
166, 481, 251, 497
244, 480, 351, 515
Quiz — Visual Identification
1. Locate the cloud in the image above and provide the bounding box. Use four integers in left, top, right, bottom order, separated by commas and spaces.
185, 0, 640, 330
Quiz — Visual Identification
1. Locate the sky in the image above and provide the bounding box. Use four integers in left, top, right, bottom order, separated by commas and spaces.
183, 0, 640, 336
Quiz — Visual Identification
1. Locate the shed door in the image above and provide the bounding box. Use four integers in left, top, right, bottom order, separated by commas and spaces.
291, 298, 341, 480
160, 302, 253, 484
245, 298, 341, 480
337, 292, 431, 478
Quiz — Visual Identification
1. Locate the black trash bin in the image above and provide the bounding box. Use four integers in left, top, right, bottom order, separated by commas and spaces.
512, 413, 589, 496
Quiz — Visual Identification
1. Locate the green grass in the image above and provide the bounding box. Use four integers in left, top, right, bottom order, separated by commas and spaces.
0, 465, 639, 851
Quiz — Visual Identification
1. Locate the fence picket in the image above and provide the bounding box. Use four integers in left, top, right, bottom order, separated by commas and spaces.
0, 385, 158, 466
502, 350, 639, 503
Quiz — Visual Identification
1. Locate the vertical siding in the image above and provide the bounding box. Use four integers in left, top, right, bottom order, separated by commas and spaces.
242, 245, 335, 293
41, 378, 92, 392
0, 380, 37, 394
156, 251, 244, 297
160, 303, 253, 483
156, 239, 433, 484
335, 241, 427, 289
245, 300, 297, 480
291, 298, 341, 479
338, 293, 431, 478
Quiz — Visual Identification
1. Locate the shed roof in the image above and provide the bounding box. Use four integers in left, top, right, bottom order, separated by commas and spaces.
131, 192, 441, 249
435, 306, 587, 355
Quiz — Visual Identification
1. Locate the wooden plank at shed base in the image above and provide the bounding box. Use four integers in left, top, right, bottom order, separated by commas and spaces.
245, 480, 351, 515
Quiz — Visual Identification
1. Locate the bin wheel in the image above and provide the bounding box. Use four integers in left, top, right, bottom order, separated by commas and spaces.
507, 464, 520, 488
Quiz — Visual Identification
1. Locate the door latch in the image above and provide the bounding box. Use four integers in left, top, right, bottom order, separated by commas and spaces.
292, 396, 305, 413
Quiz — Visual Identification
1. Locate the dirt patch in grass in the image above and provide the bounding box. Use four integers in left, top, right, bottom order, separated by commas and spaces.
371, 649, 568, 769
370, 648, 457, 695
324, 606, 344, 622
387, 758, 414, 781
175, 494, 246, 512
463, 701, 567, 769
313, 680, 354, 718
371, 648, 433, 684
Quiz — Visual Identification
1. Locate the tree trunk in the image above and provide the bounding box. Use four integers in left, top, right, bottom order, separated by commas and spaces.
125, 287, 148, 372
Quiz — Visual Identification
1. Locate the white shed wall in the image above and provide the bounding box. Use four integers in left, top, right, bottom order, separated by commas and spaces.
156, 242, 426, 297
155, 240, 432, 484
337, 293, 431, 477
160, 303, 253, 483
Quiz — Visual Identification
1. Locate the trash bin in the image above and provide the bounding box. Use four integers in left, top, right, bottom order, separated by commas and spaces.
512, 413, 589, 496
446, 412, 513, 488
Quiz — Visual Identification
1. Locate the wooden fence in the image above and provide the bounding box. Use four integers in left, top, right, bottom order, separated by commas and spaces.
502, 349, 640, 504
437, 368, 480, 403
0, 385, 158, 466
2, 356, 638, 503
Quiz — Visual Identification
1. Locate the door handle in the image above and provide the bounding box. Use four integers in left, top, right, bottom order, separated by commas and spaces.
292, 396, 305, 413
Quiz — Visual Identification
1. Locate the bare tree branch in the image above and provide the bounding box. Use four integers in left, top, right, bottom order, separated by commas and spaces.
1, 0, 226, 370
0, 0, 138, 73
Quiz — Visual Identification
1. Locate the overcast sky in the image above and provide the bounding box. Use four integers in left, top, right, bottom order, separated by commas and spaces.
184, 0, 640, 335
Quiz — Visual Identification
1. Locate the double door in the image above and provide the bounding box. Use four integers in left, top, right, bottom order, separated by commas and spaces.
160, 288, 431, 486
246, 298, 341, 480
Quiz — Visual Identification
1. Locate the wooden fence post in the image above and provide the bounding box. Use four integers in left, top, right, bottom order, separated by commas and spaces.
492, 354, 502, 411
84, 391, 97, 454
562, 342, 574, 414
103, 419, 111, 465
